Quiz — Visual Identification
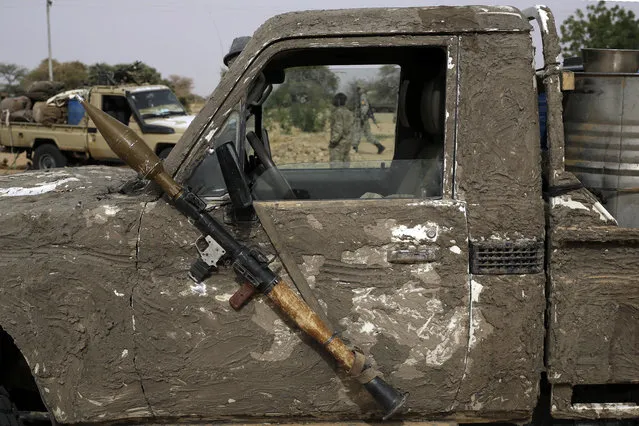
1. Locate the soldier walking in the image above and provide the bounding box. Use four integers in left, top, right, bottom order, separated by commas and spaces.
329, 93, 354, 167
353, 86, 386, 154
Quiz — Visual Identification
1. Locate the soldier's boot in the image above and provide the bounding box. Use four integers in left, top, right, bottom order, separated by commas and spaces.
376, 143, 386, 154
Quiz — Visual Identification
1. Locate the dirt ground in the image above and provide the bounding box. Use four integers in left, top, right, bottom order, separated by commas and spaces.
268, 112, 396, 166
0, 113, 396, 177
0, 151, 30, 175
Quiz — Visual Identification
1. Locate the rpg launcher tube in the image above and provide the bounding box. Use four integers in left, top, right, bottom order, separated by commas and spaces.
80, 98, 407, 419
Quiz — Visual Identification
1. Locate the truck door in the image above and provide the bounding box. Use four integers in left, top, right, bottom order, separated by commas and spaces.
245, 41, 472, 415
87, 93, 132, 160
133, 36, 481, 418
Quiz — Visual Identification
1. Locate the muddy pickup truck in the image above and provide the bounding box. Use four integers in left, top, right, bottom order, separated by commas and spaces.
0, 85, 193, 169
0, 4, 638, 425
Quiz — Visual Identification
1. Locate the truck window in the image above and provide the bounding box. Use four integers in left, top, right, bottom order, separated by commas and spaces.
102, 95, 131, 126
264, 65, 397, 166
129, 89, 186, 119
188, 46, 449, 201
251, 46, 447, 200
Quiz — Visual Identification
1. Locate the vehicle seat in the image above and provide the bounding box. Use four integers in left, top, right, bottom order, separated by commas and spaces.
392, 74, 444, 197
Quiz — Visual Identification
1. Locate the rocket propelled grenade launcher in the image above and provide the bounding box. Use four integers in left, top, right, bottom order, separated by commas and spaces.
78, 97, 407, 419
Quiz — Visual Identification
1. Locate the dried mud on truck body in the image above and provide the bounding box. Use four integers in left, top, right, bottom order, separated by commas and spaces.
0, 4, 638, 426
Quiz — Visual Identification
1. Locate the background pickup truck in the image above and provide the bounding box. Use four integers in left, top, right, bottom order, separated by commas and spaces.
0, 85, 194, 169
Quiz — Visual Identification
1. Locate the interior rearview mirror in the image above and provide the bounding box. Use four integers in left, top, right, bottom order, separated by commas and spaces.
216, 141, 253, 210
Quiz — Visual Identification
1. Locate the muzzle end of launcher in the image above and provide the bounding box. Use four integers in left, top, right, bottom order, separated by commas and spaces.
364, 376, 408, 420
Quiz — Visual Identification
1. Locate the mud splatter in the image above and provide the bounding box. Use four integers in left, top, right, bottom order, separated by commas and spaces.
250, 300, 301, 362
341, 282, 466, 379
341, 245, 390, 267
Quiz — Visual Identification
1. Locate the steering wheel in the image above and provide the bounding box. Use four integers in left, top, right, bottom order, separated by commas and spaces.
246, 131, 296, 199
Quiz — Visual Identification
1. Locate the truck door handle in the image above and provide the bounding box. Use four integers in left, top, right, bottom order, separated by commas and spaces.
87, 127, 97, 134
387, 245, 439, 264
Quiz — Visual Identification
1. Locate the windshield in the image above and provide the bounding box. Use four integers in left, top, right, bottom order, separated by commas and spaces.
129, 89, 186, 119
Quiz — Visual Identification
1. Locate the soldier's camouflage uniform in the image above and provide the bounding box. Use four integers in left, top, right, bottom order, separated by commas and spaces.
353, 92, 384, 152
329, 106, 354, 166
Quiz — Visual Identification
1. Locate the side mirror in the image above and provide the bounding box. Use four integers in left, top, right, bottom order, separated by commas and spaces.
216, 141, 253, 210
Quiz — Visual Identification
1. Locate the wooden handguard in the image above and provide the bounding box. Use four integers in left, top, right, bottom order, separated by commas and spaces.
268, 280, 355, 370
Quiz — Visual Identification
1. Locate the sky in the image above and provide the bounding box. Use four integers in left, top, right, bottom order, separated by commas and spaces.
2, 0, 639, 96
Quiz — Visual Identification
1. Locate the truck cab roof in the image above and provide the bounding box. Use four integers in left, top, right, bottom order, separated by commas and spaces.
261, 6, 529, 36
226, 5, 531, 71
236, 5, 531, 64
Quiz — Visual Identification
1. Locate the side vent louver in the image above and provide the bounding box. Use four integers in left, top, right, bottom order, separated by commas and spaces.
470, 240, 544, 274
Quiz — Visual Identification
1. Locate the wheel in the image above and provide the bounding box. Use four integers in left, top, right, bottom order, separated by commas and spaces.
33, 145, 67, 170
0, 387, 22, 426
158, 146, 173, 160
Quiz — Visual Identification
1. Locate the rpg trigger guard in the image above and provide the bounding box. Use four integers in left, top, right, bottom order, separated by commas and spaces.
188, 235, 228, 283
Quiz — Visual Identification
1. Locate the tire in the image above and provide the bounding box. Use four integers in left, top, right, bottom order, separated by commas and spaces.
158, 146, 173, 160
33, 144, 67, 170
0, 387, 22, 426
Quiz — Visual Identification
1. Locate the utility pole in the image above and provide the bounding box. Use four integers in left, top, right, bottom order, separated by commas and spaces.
46, 0, 53, 81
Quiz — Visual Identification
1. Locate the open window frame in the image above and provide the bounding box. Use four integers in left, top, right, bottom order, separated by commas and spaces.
179, 35, 460, 202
